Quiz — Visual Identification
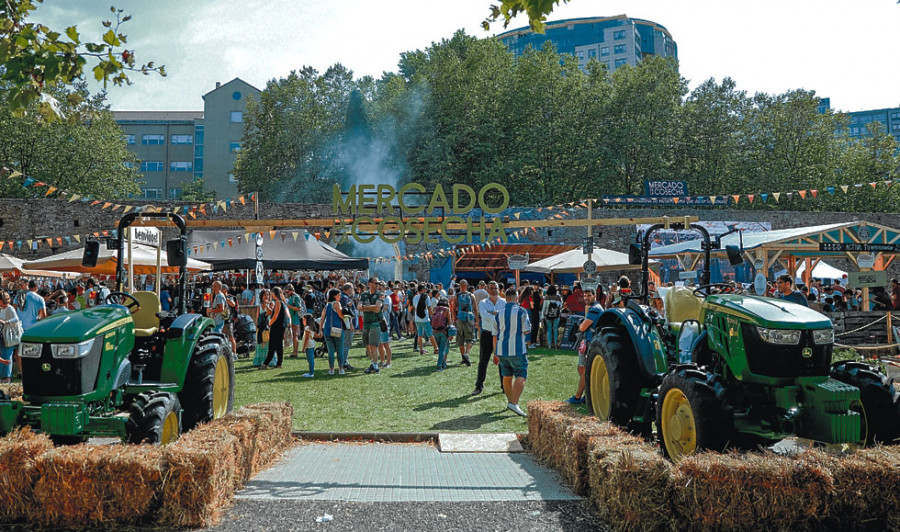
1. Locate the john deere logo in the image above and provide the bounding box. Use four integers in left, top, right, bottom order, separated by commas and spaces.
802, 348, 813, 359
41, 363, 51, 372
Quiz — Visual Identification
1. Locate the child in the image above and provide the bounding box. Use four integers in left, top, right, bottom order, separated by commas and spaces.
301, 313, 316, 378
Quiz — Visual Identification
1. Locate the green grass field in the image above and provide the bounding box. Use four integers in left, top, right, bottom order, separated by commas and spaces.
233, 336, 585, 433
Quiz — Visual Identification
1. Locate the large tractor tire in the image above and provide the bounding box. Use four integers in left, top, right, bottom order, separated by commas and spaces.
180, 332, 235, 431
585, 328, 647, 434
831, 361, 900, 444
657, 366, 731, 462
125, 392, 182, 444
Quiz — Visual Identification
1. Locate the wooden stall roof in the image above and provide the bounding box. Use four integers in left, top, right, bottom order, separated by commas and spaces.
453, 244, 575, 272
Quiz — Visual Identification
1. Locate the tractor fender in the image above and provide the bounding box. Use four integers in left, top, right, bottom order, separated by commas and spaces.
595, 307, 665, 384
161, 313, 215, 385
113, 358, 132, 389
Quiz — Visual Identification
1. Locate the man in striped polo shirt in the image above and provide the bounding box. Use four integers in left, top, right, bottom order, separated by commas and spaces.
493, 287, 531, 417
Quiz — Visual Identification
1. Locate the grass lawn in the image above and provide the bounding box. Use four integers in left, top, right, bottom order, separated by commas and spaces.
233, 336, 585, 433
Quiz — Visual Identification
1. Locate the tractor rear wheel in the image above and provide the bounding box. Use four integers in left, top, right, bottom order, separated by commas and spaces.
180, 332, 235, 431
830, 361, 900, 444
586, 328, 647, 433
657, 366, 730, 462
125, 392, 182, 444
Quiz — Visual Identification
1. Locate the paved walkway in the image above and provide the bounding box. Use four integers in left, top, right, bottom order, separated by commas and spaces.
237, 442, 579, 503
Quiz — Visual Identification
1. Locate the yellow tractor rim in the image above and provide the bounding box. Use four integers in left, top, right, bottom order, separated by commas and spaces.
661, 388, 697, 462
589, 354, 611, 420
161, 410, 179, 444
213, 355, 230, 419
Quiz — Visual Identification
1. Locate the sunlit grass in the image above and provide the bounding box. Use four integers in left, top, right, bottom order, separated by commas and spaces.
233, 337, 581, 433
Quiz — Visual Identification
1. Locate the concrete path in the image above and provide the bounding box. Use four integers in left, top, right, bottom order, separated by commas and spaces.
236, 442, 579, 503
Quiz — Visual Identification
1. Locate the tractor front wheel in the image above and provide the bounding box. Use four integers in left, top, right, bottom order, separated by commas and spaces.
586, 328, 646, 434
657, 367, 730, 462
180, 333, 235, 431
125, 392, 182, 444
831, 361, 900, 444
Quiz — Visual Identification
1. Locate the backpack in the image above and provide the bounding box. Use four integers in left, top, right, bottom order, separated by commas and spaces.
546, 299, 561, 319
431, 306, 449, 331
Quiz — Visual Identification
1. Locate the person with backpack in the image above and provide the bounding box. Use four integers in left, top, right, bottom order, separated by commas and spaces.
542, 285, 563, 348
209, 281, 229, 334
431, 298, 452, 371
412, 284, 437, 356
452, 280, 477, 367
359, 277, 384, 375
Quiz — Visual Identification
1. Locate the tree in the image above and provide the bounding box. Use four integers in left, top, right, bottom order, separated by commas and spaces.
180, 178, 216, 202
0, 81, 142, 198
482, 0, 570, 32
1, 1, 164, 117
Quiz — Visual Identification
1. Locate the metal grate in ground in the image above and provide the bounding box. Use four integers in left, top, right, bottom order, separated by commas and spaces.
237, 442, 579, 502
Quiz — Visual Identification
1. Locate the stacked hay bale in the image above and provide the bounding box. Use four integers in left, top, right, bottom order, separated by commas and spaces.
825, 446, 900, 531
29, 445, 165, 529
0, 427, 53, 522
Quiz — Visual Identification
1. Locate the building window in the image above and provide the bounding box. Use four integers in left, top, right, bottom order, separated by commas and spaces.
141, 134, 165, 145
891, 112, 900, 120
230, 111, 243, 123
123, 162, 133, 169
892, 124, 900, 132
228, 173, 237, 183
230, 142, 242, 153
614, 58, 628, 68
613, 30, 626, 40
124, 134, 135, 145
849, 127, 859, 136
141, 188, 162, 199
169, 188, 182, 199
171, 134, 193, 145
588, 48, 597, 58
614, 44, 627, 54
170, 161, 193, 172
600, 46, 610, 56
140, 161, 164, 172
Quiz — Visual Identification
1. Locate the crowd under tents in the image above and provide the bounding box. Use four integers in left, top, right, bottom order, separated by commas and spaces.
185, 230, 368, 272
525, 247, 657, 274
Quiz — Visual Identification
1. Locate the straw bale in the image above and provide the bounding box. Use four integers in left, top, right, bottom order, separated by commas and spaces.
823, 446, 900, 531
526, 401, 585, 463
0, 427, 52, 521
672, 450, 833, 531
159, 428, 240, 528
588, 437, 673, 531
0, 383, 22, 401
559, 419, 643, 496
232, 402, 294, 473
29, 444, 164, 529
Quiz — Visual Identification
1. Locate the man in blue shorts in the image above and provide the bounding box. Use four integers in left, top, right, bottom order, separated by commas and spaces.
493, 287, 531, 417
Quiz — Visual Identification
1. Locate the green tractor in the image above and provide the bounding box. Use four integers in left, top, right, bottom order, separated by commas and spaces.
585, 222, 900, 461
0, 212, 235, 444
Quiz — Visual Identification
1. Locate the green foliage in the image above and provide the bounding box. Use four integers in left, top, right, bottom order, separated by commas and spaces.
180, 178, 215, 202
482, 0, 570, 33
0, 81, 142, 198
0, 1, 164, 118
234, 29, 900, 211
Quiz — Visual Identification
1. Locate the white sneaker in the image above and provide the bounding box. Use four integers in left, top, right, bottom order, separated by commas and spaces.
384, 364, 391, 369
328, 369, 335, 375
339, 369, 346, 375
507, 403, 527, 417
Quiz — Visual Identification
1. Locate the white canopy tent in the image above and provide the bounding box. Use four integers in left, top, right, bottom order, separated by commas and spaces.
0, 253, 67, 278
775, 260, 847, 285
525, 247, 657, 274
23, 244, 212, 275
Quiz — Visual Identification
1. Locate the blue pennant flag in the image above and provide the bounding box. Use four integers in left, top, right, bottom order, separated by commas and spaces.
22, 177, 35, 188
760, 193, 768, 203
827, 187, 835, 195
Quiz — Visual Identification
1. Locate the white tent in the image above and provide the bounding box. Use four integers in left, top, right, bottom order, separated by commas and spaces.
0, 253, 66, 278
525, 247, 656, 274
23, 244, 212, 275
775, 260, 847, 284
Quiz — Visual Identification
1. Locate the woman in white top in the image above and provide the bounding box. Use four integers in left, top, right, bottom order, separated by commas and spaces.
0, 291, 22, 383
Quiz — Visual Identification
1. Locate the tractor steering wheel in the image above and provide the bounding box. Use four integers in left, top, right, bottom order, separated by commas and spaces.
692, 283, 734, 298
106, 292, 142, 314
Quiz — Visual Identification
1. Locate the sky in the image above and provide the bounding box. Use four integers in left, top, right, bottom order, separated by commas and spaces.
35, 0, 900, 113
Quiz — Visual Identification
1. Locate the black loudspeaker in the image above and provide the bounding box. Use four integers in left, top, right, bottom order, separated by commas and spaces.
166, 239, 187, 268
628, 242, 643, 265
82, 240, 100, 267
725, 245, 744, 266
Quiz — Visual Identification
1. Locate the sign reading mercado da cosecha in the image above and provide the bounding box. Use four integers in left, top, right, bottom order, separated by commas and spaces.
332, 183, 509, 244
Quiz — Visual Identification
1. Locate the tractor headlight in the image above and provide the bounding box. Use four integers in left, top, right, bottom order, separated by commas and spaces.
19, 343, 42, 358
812, 329, 834, 345
756, 326, 802, 345
51, 338, 97, 359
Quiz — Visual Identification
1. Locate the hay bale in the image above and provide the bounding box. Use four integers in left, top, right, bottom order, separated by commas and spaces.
29, 444, 164, 529
560, 419, 644, 496
587, 436, 673, 531
232, 402, 293, 474
527, 401, 574, 459
0, 383, 22, 401
824, 446, 900, 531
673, 451, 833, 531
0, 427, 53, 521
159, 428, 241, 528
